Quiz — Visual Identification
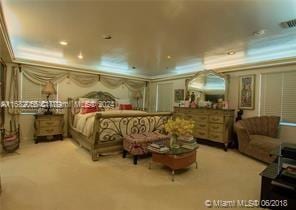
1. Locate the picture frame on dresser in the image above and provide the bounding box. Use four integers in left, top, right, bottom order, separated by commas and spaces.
238, 75, 255, 110
174, 89, 184, 103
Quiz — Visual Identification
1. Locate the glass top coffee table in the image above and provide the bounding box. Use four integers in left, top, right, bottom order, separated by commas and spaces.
148, 145, 199, 181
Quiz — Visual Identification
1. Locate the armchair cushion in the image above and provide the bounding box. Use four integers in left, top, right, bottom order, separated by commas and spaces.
249, 135, 282, 154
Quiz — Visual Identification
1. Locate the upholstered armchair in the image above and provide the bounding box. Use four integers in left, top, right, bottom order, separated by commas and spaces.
234, 116, 283, 163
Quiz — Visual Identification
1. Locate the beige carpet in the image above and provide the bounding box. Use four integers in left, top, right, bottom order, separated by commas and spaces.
0, 139, 266, 210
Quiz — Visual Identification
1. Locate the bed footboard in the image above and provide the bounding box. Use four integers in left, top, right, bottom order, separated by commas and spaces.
91, 112, 172, 160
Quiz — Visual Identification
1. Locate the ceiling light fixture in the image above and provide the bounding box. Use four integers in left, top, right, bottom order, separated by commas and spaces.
103, 34, 112, 40
78, 52, 83, 59
227, 50, 236, 55
253, 29, 265, 36
59, 41, 68, 46
167, 55, 172, 59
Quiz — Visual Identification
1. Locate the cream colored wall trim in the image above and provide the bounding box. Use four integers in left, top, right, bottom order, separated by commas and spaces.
216, 57, 296, 74
14, 56, 296, 83
151, 57, 296, 82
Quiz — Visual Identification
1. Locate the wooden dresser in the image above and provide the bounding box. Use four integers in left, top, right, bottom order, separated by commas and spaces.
174, 107, 234, 150
34, 114, 64, 143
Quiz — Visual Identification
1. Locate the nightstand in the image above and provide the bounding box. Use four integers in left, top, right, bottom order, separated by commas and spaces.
34, 114, 64, 143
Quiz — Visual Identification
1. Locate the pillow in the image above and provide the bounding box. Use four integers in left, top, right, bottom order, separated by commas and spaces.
119, 104, 133, 110
81, 102, 99, 114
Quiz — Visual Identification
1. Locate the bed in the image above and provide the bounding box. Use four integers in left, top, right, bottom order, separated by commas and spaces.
68, 91, 172, 160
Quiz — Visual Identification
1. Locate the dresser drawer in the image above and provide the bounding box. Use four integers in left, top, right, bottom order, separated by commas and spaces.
195, 122, 208, 130
210, 110, 224, 116
39, 126, 61, 136
209, 115, 224, 123
193, 115, 208, 122
178, 114, 194, 120
209, 123, 224, 132
194, 129, 208, 139
39, 120, 60, 128
194, 109, 208, 115
208, 132, 224, 143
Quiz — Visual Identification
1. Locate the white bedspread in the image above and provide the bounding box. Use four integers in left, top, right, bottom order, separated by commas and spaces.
73, 110, 146, 137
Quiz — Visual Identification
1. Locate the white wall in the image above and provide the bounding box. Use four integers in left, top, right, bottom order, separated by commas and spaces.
151, 78, 186, 112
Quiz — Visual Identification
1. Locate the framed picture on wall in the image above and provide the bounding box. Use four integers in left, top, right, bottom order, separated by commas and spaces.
238, 74, 255, 110
174, 89, 184, 103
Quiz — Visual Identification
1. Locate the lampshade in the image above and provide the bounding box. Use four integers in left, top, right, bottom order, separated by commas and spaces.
132, 91, 142, 99
41, 81, 56, 95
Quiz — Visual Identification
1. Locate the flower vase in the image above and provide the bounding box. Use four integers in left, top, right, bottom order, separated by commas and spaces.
170, 134, 177, 148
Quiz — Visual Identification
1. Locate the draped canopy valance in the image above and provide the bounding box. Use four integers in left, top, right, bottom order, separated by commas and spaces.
21, 65, 147, 91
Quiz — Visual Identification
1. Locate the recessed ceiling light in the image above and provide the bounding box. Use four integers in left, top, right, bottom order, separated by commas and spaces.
253, 30, 265, 36
103, 34, 112, 40
59, 41, 68, 46
167, 55, 172, 59
227, 50, 236, 55
78, 52, 83, 59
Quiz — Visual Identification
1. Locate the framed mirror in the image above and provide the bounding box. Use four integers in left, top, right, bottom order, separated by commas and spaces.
185, 70, 229, 108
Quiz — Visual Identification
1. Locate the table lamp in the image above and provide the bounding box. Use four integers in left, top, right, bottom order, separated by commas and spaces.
132, 91, 142, 110
41, 81, 56, 115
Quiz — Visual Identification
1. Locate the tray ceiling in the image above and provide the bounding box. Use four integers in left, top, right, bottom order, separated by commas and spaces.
1, 0, 296, 78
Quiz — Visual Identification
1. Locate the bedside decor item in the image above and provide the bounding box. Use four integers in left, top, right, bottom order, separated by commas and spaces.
132, 91, 142, 109
238, 75, 255, 110
41, 81, 56, 115
164, 118, 194, 148
174, 89, 184, 103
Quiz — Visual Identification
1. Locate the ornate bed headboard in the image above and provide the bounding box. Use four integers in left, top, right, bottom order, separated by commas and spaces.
68, 91, 118, 116
81, 91, 117, 102
80, 91, 117, 108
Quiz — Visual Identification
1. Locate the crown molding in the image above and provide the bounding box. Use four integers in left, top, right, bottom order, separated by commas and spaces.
12, 56, 296, 83
215, 57, 296, 74
0, 2, 14, 62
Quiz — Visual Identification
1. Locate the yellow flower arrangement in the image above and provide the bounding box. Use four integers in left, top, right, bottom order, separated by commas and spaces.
164, 117, 195, 137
